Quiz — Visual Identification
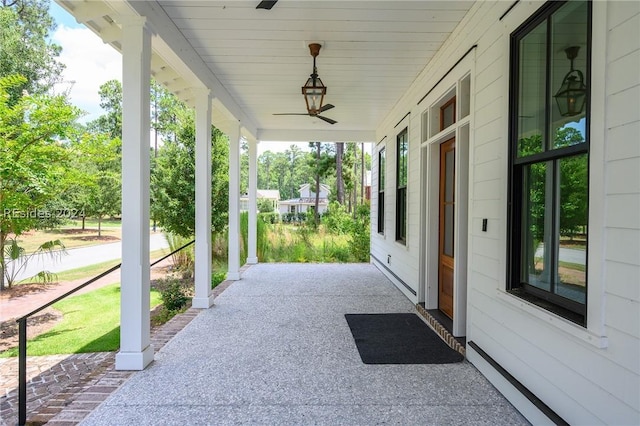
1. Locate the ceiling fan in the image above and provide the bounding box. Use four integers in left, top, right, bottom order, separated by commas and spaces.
256, 1, 277, 10
273, 43, 338, 125
273, 103, 337, 125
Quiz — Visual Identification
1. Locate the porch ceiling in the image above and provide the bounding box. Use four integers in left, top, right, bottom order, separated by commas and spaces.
56, 1, 474, 142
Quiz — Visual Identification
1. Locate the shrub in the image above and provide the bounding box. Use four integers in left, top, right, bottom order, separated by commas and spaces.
322, 201, 353, 234
164, 232, 194, 271
257, 216, 268, 260
240, 211, 248, 264
258, 199, 275, 213
155, 276, 190, 311
259, 212, 279, 224
211, 271, 226, 288
349, 203, 371, 262
325, 241, 351, 262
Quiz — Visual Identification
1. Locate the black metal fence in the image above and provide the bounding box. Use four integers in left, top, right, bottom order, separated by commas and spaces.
15, 239, 195, 425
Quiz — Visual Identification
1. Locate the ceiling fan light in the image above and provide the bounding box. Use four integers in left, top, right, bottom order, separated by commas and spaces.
302, 76, 326, 114
554, 46, 587, 117
554, 71, 586, 117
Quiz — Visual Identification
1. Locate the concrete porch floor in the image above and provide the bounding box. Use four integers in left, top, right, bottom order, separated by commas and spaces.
81, 263, 528, 425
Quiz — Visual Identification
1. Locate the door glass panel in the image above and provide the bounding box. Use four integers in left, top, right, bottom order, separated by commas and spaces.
521, 161, 552, 291
445, 150, 454, 203
443, 146, 455, 257
556, 154, 587, 303
444, 203, 454, 257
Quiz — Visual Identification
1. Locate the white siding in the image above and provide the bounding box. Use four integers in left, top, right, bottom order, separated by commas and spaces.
371, 0, 640, 424
370, 119, 420, 300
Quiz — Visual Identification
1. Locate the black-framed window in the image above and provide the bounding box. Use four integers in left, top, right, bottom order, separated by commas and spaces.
508, 0, 591, 326
378, 148, 386, 234
396, 128, 408, 243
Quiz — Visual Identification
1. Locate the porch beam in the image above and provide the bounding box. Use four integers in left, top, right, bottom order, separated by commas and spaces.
227, 123, 242, 280
257, 129, 376, 144
116, 17, 153, 371
67, 2, 113, 24
193, 89, 214, 309
125, 1, 258, 139
247, 138, 258, 265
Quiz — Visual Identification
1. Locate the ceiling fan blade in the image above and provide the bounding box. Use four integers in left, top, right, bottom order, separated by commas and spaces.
317, 115, 337, 125
256, 0, 278, 10
273, 113, 311, 116
318, 104, 335, 113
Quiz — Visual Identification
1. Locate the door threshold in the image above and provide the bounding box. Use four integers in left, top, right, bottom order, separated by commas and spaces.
416, 303, 466, 356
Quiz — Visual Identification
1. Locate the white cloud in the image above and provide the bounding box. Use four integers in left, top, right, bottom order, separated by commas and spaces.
52, 25, 121, 123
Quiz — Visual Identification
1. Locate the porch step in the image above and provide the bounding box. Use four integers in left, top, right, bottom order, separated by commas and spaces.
415, 304, 466, 357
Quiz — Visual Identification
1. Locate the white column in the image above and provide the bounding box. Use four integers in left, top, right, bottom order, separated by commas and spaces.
247, 138, 258, 264
192, 90, 214, 308
116, 17, 153, 371
227, 123, 241, 280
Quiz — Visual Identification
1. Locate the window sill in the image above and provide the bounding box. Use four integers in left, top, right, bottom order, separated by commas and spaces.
496, 290, 608, 349
395, 240, 409, 251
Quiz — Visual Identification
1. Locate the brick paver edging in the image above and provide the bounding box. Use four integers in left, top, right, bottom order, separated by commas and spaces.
0, 275, 239, 426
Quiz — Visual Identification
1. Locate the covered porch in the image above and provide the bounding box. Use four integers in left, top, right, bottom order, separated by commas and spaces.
71, 263, 525, 425
52, 0, 477, 371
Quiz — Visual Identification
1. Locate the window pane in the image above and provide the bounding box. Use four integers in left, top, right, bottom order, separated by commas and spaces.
556, 154, 588, 303
398, 132, 408, 187
396, 187, 407, 242
378, 192, 385, 234
521, 161, 552, 292
379, 149, 386, 190
517, 24, 546, 157
378, 148, 386, 234
550, 1, 589, 149
441, 100, 456, 130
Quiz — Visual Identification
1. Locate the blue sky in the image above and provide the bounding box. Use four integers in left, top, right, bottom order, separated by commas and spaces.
48, 2, 122, 124
49, 2, 81, 29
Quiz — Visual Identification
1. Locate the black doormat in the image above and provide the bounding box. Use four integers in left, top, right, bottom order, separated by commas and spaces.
345, 313, 464, 364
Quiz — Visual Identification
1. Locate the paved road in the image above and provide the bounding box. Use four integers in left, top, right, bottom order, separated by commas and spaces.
535, 245, 586, 264
6, 233, 169, 282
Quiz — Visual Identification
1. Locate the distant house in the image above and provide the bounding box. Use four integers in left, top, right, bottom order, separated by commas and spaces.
240, 189, 280, 212
278, 183, 330, 215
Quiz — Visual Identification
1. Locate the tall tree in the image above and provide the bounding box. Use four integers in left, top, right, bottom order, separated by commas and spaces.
151, 79, 185, 145
0, 0, 64, 104
240, 139, 249, 195
72, 133, 121, 236
307, 142, 335, 226
0, 74, 81, 290
88, 80, 122, 139
258, 150, 275, 190
272, 154, 290, 197
151, 108, 229, 238
335, 142, 345, 204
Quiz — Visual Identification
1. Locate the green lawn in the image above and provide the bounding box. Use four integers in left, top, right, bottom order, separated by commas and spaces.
63, 218, 123, 228
1, 283, 162, 357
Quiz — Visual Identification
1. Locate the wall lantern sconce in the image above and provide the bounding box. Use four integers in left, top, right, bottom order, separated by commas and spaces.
301, 43, 327, 115
554, 46, 587, 117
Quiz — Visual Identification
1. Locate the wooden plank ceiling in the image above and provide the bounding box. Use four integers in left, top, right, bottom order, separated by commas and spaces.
155, 1, 474, 137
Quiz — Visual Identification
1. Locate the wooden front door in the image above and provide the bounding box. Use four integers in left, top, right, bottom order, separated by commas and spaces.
438, 138, 455, 319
